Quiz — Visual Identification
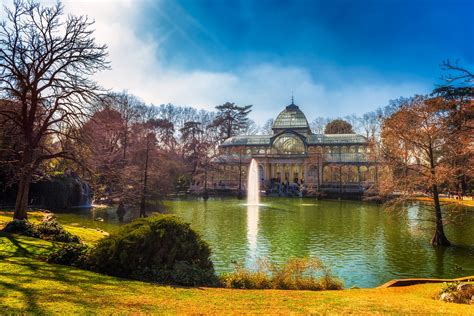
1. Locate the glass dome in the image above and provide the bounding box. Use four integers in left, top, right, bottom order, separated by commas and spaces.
272, 103, 310, 131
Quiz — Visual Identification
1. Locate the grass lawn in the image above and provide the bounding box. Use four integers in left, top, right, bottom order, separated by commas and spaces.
0, 211, 472, 314
0, 210, 108, 244
416, 197, 474, 207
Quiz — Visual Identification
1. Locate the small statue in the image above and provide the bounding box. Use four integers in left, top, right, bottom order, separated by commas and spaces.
116, 201, 126, 223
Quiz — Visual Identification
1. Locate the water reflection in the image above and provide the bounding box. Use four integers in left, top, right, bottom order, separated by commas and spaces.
246, 205, 260, 263
54, 198, 474, 288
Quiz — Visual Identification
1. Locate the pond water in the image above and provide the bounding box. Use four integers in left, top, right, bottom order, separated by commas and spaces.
56, 197, 474, 288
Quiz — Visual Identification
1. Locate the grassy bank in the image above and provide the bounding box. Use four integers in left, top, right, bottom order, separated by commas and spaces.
416, 197, 474, 207
0, 210, 108, 244
0, 211, 471, 314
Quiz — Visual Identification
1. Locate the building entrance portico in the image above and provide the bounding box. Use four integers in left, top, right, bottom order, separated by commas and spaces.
259, 160, 306, 185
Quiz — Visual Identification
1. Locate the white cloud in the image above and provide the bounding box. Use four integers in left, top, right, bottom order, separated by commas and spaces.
59, 0, 429, 125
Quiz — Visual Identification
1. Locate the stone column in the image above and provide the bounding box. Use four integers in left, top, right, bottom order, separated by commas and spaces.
296, 163, 301, 183
303, 163, 307, 182
289, 162, 292, 183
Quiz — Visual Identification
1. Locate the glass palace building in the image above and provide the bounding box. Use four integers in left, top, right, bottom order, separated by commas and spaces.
204, 101, 379, 197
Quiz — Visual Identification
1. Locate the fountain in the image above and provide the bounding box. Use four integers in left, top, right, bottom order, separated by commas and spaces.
246, 159, 260, 261
247, 158, 260, 205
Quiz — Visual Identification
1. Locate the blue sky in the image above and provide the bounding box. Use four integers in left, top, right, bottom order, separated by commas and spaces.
140, 0, 473, 78
60, 0, 473, 124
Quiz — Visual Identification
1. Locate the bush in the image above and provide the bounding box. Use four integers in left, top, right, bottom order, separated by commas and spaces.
221, 258, 343, 291
88, 215, 218, 286
35, 220, 80, 243
2, 219, 38, 236
47, 243, 91, 269
2, 218, 80, 243
220, 260, 272, 289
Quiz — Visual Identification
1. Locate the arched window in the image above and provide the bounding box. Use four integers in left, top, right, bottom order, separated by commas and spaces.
272, 134, 306, 155
341, 166, 350, 183
359, 166, 368, 182
323, 166, 332, 182
350, 166, 358, 182
368, 166, 377, 182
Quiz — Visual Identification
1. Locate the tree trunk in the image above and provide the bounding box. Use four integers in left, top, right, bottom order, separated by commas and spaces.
123, 122, 128, 160
14, 172, 32, 220
431, 184, 451, 247
140, 139, 150, 218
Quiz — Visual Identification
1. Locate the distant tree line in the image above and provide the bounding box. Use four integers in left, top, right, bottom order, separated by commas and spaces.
0, 1, 257, 219
0, 1, 472, 249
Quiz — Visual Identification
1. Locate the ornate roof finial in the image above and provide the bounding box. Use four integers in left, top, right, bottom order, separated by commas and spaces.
291, 91, 294, 105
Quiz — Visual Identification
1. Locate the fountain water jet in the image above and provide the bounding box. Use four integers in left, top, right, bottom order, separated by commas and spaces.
246, 159, 260, 261
247, 159, 260, 205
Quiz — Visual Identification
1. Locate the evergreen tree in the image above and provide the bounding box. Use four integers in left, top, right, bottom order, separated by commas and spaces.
212, 102, 252, 140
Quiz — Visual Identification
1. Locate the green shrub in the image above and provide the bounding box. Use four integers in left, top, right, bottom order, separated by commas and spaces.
2, 219, 38, 236
35, 220, 80, 243
47, 243, 91, 269
2, 218, 80, 243
88, 215, 218, 286
221, 258, 343, 291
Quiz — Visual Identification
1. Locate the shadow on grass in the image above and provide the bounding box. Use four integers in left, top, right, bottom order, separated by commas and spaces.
1, 231, 223, 313
0, 231, 147, 313
0, 254, 165, 313
0, 231, 57, 259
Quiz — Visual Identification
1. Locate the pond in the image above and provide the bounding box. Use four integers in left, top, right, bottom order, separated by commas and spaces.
56, 197, 474, 288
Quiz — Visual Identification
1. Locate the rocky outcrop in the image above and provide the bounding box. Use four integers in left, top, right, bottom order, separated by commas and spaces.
29, 175, 93, 210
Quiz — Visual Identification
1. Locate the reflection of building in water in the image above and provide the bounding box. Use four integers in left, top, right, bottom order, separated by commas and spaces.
246, 205, 259, 261
195, 100, 380, 198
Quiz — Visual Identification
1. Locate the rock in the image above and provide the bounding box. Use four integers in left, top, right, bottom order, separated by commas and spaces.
29, 175, 93, 210
43, 213, 56, 222
440, 292, 455, 303
456, 283, 472, 292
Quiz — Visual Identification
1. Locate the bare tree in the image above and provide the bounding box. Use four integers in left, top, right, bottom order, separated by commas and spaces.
344, 114, 361, 135
180, 121, 204, 175
440, 59, 474, 84
433, 61, 474, 195
310, 116, 329, 134
359, 111, 379, 140
381, 95, 462, 246
109, 92, 141, 160
81, 108, 124, 201
0, 1, 108, 219
261, 118, 274, 134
